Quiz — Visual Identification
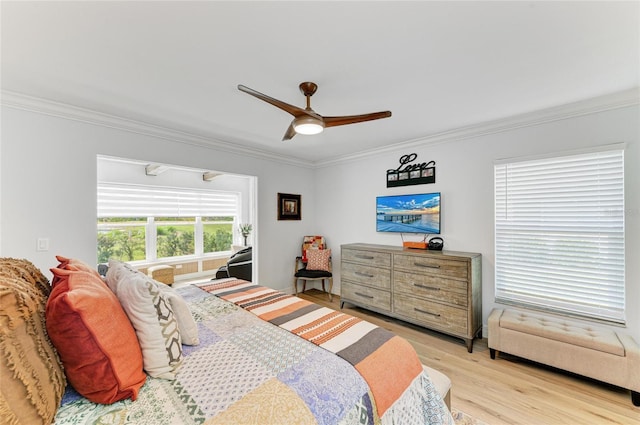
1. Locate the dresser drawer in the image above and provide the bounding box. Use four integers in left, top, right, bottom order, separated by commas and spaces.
342, 281, 391, 312
394, 271, 468, 307
341, 243, 481, 352
342, 248, 391, 268
341, 262, 391, 290
394, 293, 467, 335
393, 254, 468, 279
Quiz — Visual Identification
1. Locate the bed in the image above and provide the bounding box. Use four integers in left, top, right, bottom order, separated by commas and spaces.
1, 257, 452, 425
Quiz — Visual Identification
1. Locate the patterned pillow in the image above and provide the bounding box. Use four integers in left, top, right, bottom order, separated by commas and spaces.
302, 236, 325, 261
106, 260, 183, 379
0, 259, 66, 425
306, 248, 331, 272
157, 283, 199, 346
46, 267, 146, 404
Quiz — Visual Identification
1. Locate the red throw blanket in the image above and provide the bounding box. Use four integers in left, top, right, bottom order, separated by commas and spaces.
199, 279, 423, 416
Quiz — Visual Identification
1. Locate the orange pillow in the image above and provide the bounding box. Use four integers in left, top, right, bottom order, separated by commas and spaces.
52, 255, 101, 286
306, 248, 331, 271
46, 267, 146, 404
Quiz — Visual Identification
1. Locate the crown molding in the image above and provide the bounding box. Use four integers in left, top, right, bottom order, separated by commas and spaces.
0, 90, 315, 168
3, 88, 637, 169
316, 87, 640, 167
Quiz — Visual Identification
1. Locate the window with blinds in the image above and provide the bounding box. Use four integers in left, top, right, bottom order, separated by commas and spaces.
97, 183, 240, 263
494, 147, 625, 324
97, 183, 239, 218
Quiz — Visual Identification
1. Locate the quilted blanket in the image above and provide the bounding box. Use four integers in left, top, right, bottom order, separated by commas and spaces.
55, 280, 452, 425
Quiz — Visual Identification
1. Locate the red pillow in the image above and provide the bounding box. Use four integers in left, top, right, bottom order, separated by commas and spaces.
306, 249, 331, 271
46, 267, 146, 404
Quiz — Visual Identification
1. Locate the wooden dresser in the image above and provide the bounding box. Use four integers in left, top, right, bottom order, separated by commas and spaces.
340, 243, 482, 352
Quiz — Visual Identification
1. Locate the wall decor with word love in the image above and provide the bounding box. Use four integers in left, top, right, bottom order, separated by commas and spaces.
386, 153, 436, 187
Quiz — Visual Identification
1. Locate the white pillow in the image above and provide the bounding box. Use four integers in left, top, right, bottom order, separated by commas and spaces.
106, 260, 182, 380
156, 284, 199, 345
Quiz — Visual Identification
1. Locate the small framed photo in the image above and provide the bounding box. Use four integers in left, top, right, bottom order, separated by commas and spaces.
277, 193, 301, 220
422, 167, 434, 177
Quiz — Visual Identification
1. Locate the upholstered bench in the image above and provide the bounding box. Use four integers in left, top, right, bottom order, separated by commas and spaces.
147, 264, 174, 285
423, 365, 451, 410
488, 308, 640, 406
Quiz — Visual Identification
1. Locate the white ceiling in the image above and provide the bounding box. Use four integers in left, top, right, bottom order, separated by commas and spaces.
2, 1, 638, 165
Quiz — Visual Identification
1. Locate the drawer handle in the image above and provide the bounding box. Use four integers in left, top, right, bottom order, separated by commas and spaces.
356, 255, 375, 260
355, 292, 374, 299
414, 284, 440, 291
355, 271, 374, 278
414, 308, 441, 317
414, 262, 440, 269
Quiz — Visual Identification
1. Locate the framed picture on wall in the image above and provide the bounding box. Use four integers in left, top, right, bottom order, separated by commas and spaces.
277, 193, 301, 220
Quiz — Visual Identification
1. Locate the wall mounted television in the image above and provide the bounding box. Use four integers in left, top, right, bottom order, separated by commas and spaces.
376, 192, 441, 234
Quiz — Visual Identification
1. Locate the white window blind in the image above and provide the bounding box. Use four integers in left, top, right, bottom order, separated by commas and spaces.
494, 148, 625, 324
97, 183, 239, 218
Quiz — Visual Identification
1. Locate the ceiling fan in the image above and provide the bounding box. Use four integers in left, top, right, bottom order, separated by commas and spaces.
237, 82, 392, 141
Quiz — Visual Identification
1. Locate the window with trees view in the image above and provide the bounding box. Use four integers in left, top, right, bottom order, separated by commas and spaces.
97, 217, 146, 262
97, 183, 239, 263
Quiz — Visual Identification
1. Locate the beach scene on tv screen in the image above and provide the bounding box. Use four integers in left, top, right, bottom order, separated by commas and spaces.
376, 193, 440, 233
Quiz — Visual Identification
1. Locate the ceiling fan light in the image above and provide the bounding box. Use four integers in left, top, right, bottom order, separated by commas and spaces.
293, 116, 324, 135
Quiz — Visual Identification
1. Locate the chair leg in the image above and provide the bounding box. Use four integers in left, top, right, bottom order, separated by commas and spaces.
327, 277, 333, 302
293, 277, 298, 296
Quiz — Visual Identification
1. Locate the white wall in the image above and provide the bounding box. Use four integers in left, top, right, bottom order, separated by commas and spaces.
0, 106, 318, 294
2, 99, 638, 343
315, 105, 640, 342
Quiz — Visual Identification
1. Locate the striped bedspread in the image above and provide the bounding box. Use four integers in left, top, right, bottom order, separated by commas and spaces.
198, 278, 450, 423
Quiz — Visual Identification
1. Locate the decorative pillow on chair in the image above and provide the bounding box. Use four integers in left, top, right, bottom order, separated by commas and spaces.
306, 248, 332, 272
46, 267, 146, 405
0, 259, 66, 425
106, 260, 183, 379
302, 236, 325, 261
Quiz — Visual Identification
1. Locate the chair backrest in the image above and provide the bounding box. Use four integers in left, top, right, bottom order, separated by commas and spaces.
301, 235, 326, 261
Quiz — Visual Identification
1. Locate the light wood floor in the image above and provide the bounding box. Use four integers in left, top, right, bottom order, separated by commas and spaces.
298, 289, 639, 425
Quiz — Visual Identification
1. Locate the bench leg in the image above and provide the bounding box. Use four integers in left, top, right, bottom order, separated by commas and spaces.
490, 348, 497, 359
632, 391, 640, 407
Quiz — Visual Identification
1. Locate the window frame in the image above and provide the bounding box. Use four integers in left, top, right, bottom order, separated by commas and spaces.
97, 183, 241, 265
494, 145, 626, 325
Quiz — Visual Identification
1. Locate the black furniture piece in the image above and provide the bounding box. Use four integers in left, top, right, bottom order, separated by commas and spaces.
216, 246, 252, 281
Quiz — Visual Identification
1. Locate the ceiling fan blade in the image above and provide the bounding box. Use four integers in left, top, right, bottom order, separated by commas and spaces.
282, 123, 297, 141
322, 111, 392, 128
238, 84, 313, 118
240, 82, 391, 140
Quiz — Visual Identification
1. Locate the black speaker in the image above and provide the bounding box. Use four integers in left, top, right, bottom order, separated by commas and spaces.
428, 237, 444, 251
